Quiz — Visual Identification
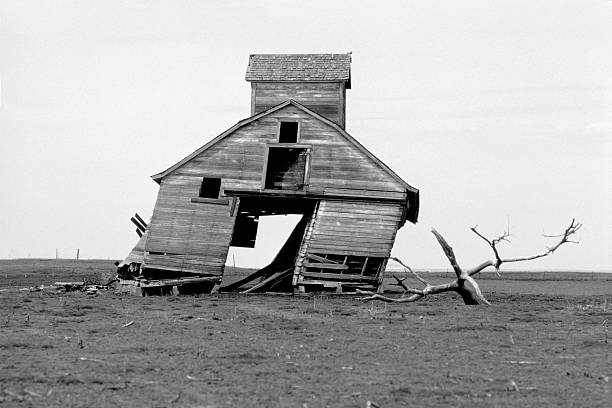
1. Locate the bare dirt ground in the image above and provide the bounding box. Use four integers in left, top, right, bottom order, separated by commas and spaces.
1, 260, 610, 407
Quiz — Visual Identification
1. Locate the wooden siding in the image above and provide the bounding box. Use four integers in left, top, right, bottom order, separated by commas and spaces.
305, 200, 402, 257
122, 229, 148, 265
296, 106, 406, 196
173, 104, 406, 197
144, 175, 235, 275
252, 82, 346, 128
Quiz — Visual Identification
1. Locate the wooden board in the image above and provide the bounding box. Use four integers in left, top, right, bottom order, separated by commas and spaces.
300, 271, 378, 282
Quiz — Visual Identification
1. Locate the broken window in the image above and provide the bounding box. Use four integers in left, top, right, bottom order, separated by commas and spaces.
305, 253, 384, 277
199, 177, 222, 199
278, 121, 299, 143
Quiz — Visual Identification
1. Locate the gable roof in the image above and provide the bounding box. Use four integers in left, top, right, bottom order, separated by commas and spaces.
245, 54, 351, 87
151, 100, 417, 196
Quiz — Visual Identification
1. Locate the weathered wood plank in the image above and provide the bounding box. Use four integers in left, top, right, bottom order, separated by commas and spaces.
307, 243, 391, 255
309, 234, 395, 245
139, 276, 221, 287
300, 272, 378, 282
306, 253, 339, 264
253, 82, 343, 126
303, 262, 349, 270
322, 187, 406, 199
241, 268, 293, 294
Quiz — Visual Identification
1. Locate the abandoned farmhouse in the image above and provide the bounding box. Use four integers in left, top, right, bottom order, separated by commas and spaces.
118, 53, 420, 294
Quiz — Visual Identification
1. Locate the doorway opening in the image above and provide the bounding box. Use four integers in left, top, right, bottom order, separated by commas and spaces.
226, 214, 303, 269
221, 197, 316, 292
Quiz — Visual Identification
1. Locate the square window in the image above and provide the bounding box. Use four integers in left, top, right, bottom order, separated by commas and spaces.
278, 121, 299, 143
199, 177, 221, 199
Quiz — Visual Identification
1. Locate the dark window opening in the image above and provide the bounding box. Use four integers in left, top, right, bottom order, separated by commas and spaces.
278, 121, 299, 143
230, 214, 259, 248
199, 177, 221, 199
264, 147, 308, 190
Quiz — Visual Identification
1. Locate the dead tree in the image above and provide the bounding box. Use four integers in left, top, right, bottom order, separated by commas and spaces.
357, 219, 581, 305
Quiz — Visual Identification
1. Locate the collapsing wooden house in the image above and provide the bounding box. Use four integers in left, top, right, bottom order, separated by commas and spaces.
118, 53, 419, 294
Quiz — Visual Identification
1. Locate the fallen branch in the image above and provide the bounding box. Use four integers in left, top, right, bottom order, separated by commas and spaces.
359, 219, 580, 305
356, 290, 423, 303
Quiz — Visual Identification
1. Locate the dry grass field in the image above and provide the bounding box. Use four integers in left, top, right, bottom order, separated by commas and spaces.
1, 259, 610, 407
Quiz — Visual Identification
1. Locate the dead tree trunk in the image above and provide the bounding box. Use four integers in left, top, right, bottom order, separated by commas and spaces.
358, 219, 580, 305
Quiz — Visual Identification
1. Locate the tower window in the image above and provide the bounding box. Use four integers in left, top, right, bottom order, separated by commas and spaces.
199, 177, 221, 199
278, 121, 299, 143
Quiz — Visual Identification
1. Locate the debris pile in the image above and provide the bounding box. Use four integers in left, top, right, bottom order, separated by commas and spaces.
21, 281, 115, 295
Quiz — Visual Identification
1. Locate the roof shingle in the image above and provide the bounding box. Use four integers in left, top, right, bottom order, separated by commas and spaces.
245, 53, 351, 83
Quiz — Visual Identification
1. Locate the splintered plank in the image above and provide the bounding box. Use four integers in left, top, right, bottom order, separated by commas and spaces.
219, 268, 270, 292
241, 269, 293, 294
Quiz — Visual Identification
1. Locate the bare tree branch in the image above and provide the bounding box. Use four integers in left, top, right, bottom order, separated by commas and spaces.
356, 290, 423, 303
389, 256, 429, 286
390, 274, 410, 292
390, 274, 426, 296
467, 260, 496, 277
431, 229, 462, 277
430, 229, 491, 304
470, 226, 508, 270
360, 219, 579, 306
474, 219, 581, 266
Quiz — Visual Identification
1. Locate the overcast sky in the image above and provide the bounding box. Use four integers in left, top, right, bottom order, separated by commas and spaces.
1, 0, 610, 271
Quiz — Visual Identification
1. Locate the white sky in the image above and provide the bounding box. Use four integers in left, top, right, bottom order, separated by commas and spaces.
1, 1, 610, 271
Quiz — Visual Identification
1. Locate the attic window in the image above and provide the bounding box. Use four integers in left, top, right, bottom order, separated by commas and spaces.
199, 177, 221, 199
278, 121, 299, 143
